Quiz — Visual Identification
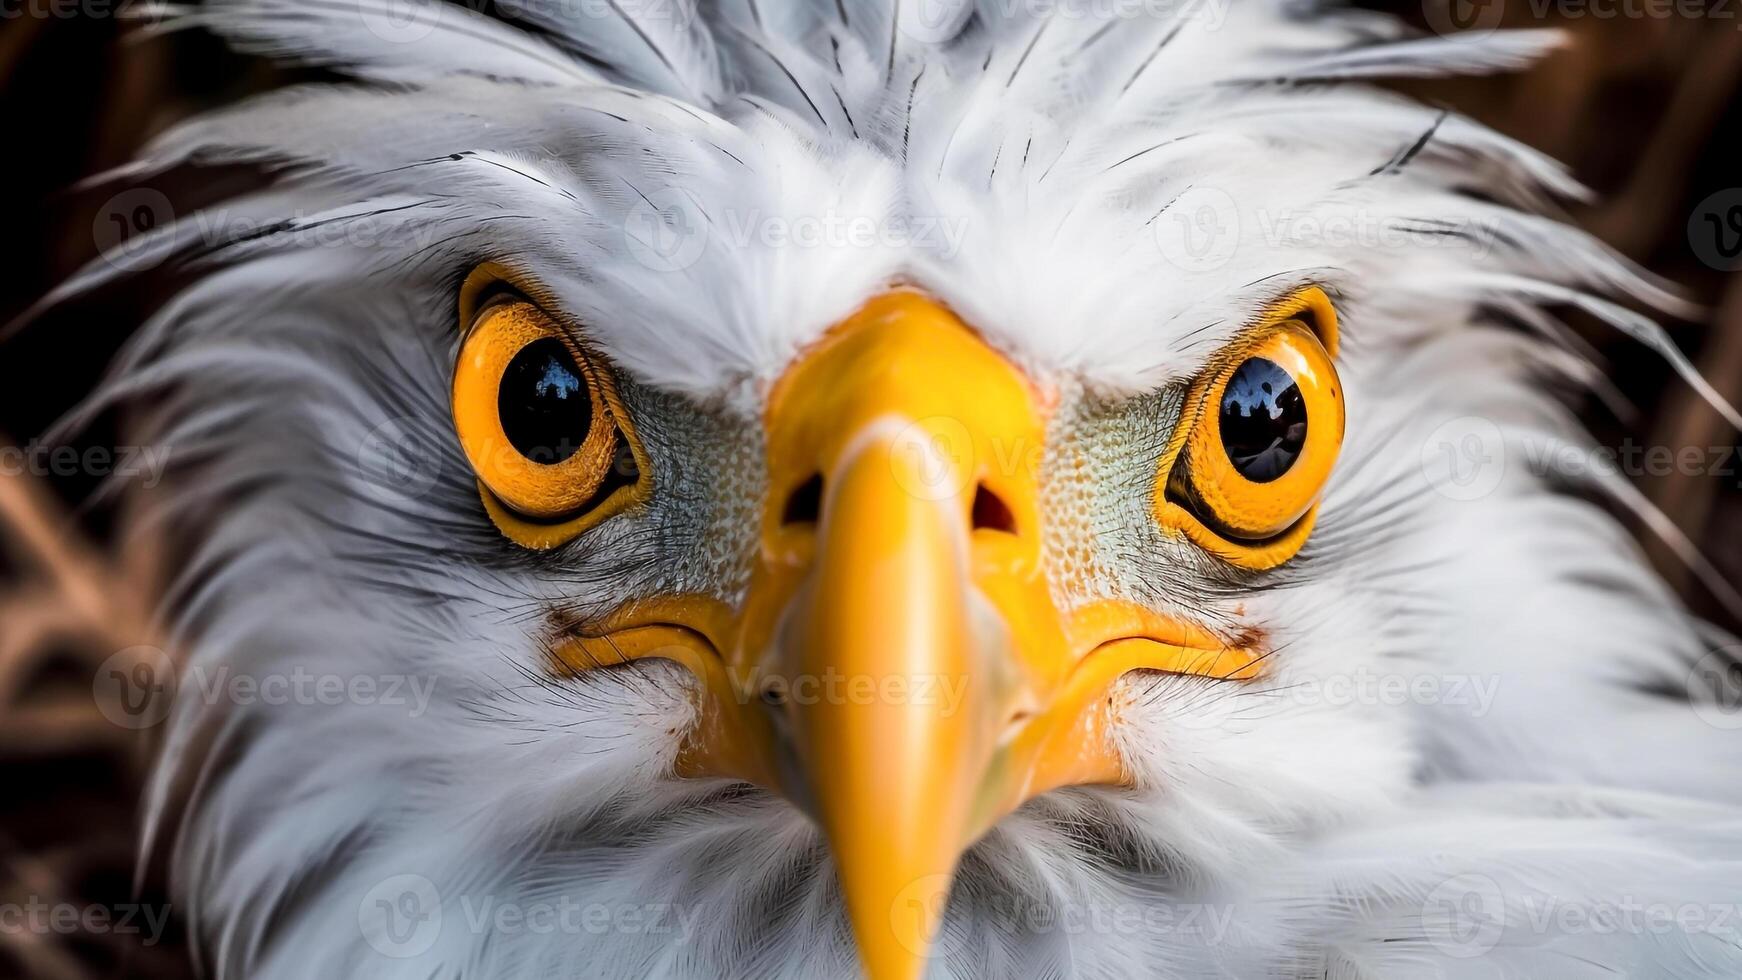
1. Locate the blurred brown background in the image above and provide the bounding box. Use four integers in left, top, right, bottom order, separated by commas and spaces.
2, 2, 1741, 977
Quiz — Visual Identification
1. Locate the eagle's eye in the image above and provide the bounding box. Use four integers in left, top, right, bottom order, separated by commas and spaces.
1157, 288, 1344, 568
1219, 356, 1307, 483
497, 337, 593, 464
452, 296, 646, 548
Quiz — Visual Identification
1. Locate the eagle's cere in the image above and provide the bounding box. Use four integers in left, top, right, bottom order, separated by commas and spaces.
43, 0, 1742, 976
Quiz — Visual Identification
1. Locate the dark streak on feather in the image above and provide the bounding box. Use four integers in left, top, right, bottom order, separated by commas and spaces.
1143, 186, 1190, 227
937, 102, 968, 180
1073, 20, 1117, 60
1007, 19, 1050, 88
887, 2, 900, 80
831, 85, 859, 138
1370, 109, 1448, 177
708, 141, 748, 169
415, 213, 537, 254
1103, 135, 1190, 173
903, 66, 925, 159
1037, 137, 1070, 183
621, 178, 708, 236
734, 30, 829, 128
470, 155, 581, 204
190, 200, 434, 257
1121, 22, 1185, 96
659, 98, 711, 124
603, 0, 679, 77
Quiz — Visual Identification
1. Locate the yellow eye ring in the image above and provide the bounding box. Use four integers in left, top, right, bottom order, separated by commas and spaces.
1154, 287, 1343, 570
452, 296, 649, 549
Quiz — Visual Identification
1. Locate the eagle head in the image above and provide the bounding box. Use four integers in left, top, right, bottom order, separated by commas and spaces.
43, 0, 1742, 977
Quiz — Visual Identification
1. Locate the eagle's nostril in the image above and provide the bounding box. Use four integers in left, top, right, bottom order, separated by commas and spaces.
781, 473, 824, 526
971, 482, 1017, 534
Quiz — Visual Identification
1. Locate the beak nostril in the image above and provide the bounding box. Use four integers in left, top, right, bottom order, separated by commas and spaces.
759, 680, 788, 707
971, 482, 1017, 534
781, 473, 823, 525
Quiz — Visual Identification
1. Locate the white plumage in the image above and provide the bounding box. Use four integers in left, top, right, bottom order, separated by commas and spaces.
45, 0, 1742, 976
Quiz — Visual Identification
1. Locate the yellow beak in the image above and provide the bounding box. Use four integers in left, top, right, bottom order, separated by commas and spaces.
555, 292, 1261, 980
787, 421, 987, 980
763, 295, 1053, 980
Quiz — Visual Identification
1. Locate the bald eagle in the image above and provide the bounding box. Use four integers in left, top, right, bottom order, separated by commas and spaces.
33, 0, 1742, 977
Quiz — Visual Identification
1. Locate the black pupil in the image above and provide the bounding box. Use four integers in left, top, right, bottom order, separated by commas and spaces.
498, 338, 592, 464
1218, 357, 1307, 483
